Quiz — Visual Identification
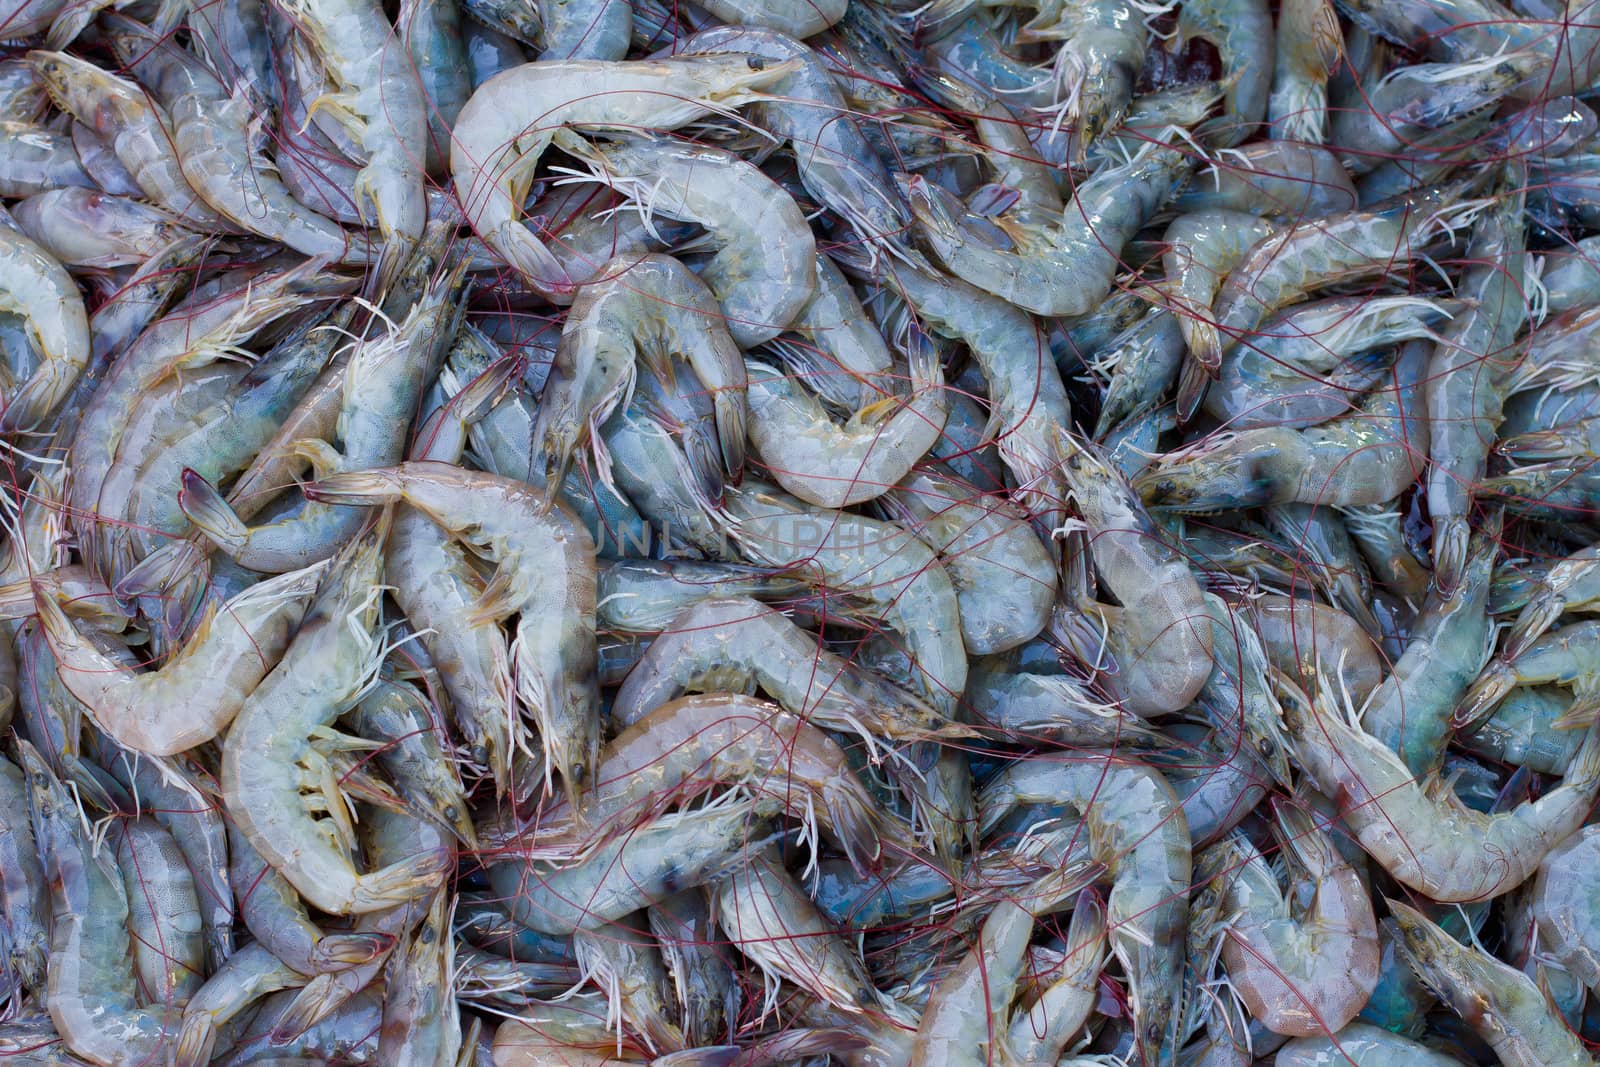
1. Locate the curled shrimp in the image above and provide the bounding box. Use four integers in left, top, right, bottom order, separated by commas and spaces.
1136, 340, 1430, 512
558, 133, 818, 347
531, 253, 747, 505
1282, 671, 1600, 902
221, 526, 453, 916
745, 350, 947, 509
722, 480, 967, 714
610, 596, 946, 740
306, 461, 598, 798
37, 562, 325, 756
536, 693, 899, 874
979, 755, 1191, 1066
449, 54, 796, 298
1055, 434, 1215, 716
1204, 805, 1379, 1036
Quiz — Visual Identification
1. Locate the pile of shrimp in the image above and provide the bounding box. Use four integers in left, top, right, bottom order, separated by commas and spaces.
4, 0, 1600, 1063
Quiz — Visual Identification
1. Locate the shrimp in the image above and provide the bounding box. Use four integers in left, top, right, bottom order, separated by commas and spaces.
1280, 671, 1600, 902
886, 262, 1070, 510
12, 189, 186, 270
1495, 545, 1600, 661
174, 944, 304, 1067
1389, 899, 1591, 1066
378, 888, 459, 1067
880, 467, 1056, 655
611, 596, 945, 740
305, 461, 599, 800
722, 480, 967, 714
1055, 434, 1216, 716
65, 256, 334, 582
489, 802, 774, 936
698, 0, 843, 36
1457, 620, 1600, 732
277, 0, 427, 285
912, 900, 1039, 1065
19, 743, 179, 1066
745, 350, 946, 509
1359, 527, 1496, 774
345, 679, 474, 844
572, 920, 681, 1054
221, 526, 452, 916
37, 561, 324, 756
1205, 806, 1379, 1036
24, 50, 224, 228
1170, 141, 1357, 218
904, 135, 1190, 317
679, 26, 913, 262
596, 559, 809, 633
543, 693, 896, 873
1211, 186, 1484, 345
715, 846, 916, 1026
1006, 890, 1107, 1064
530, 254, 746, 503
113, 818, 205, 1008
450, 54, 795, 298
1425, 172, 1531, 584
103, 16, 364, 263
1249, 594, 1387, 706
0, 213, 86, 431
1206, 296, 1453, 431
1272, 1022, 1471, 1066
979, 756, 1191, 1067
1136, 340, 1430, 512
227, 824, 394, 977
1093, 309, 1187, 437
1161, 211, 1279, 387
180, 260, 462, 573
1269, 0, 1340, 143
0, 755, 46, 993
649, 890, 740, 1047
761, 252, 895, 412
1176, 0, 1273, 144
559, 134, 817, 348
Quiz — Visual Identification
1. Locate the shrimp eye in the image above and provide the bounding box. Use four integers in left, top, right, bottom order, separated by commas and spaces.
747, 57, 764, 70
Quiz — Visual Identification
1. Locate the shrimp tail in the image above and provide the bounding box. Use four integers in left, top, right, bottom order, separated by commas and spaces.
309, 931, 397, 969
178, 469, 251, 553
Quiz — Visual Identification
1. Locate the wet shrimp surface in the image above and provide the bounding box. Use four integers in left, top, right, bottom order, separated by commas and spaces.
0, 0, 1599, 1064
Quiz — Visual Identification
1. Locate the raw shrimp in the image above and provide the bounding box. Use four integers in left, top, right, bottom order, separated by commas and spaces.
1457, 619, 1600, 730
37, 562, 324, 756
1360, 528, 1497, 774
19, 743, 179, 1065
559, 134, 817, 347
539, 693, 897, 873
1205, 806, 1378, 1036
0, 213, 86, 431
610, 596, 945, 740
1136, 340, 1430, 512
979, 756, 1191, 1066
1390, 899, 1591, 1065
745, 351, 946, 508
449, 54, 795, 298
1269, 0, 1341, 142
221, 527, 453, 916
722, 480, 967, 713
715, 846, 916, 1026
1055, 435, 1215, 716
531, 253, 746, 504
880, 467, 1056, 654
905, 136, 1190, 316
1282, 672, 1600, 902
1272, 1023, 1470, 1066
305, 461, 600, 800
